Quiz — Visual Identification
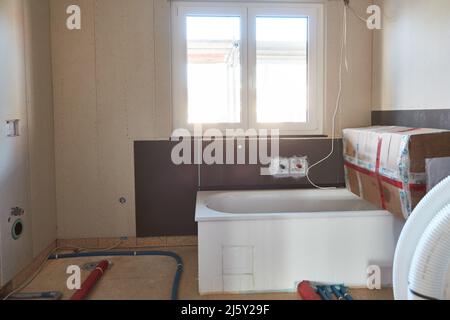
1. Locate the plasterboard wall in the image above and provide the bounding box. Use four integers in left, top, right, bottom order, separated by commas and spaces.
0, 0, 33, 285
372, 0, 450, 111
23, 0, 57, 257
50, 0, 373, 239
0, 0, 56, 281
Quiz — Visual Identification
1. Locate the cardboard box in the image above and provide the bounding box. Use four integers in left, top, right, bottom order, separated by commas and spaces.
343, 126, 450, 220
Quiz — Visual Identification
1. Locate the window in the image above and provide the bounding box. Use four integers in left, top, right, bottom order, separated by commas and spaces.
255, 17, 308, 123
172, 2, 324, 135
186, 16, 241, 124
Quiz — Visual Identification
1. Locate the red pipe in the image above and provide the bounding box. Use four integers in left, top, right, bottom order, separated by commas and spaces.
71, 260, 109, 300
298, 281, 322, 300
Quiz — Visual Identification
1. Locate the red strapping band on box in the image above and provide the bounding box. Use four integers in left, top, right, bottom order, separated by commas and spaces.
376, 138, 387, 209
345, 155, 427, 209
345, 127, 427, 210
344, 161, 427, 208
344, 161, 421, 190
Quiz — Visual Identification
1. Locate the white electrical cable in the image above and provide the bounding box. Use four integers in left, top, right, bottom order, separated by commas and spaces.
347, 5, 368, 24
306, 2, 348, 190
306, 0, 369, 190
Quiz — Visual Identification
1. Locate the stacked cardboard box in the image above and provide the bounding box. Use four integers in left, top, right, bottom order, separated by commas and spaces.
343, 126, 450, 219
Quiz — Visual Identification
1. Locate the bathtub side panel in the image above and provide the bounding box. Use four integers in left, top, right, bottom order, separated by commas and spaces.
198, 213, 403, 294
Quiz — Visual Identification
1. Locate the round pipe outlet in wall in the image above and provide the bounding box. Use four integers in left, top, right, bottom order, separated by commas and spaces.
11, 219, 24, 240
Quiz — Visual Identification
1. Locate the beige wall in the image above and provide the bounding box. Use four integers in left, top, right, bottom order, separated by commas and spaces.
326, 0, 373, 135
373, 0, 450, 111
23, 0, 57, 257
0, 0, 34, 283
0, 0, 56, 259
50, 0, 373, 239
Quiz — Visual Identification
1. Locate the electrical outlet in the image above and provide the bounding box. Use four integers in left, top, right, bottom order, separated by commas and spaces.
269, 157, 290, 176
289, 156, 309, 177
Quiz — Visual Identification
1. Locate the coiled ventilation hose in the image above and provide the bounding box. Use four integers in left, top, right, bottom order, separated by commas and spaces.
393, 176, 450, 300
408, 205, 450, 300
49, 250, 183, 300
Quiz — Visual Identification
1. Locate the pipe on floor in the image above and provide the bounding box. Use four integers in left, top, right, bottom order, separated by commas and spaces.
8, 291, 63, 300
71, 260, 109, 300
49, 250, 184, 300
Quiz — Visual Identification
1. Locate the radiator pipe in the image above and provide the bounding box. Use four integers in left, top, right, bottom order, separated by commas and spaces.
49, 250, 184, 300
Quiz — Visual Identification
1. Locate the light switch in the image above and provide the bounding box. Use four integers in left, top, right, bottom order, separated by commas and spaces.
6, 120, 19, 137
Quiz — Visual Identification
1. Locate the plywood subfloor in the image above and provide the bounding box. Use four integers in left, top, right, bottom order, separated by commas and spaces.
20, 246, 393, 300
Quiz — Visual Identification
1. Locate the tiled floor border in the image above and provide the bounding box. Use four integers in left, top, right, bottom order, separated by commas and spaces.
57, 236, 198, 249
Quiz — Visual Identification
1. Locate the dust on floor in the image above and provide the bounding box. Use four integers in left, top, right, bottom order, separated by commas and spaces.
18, 246, 393, 300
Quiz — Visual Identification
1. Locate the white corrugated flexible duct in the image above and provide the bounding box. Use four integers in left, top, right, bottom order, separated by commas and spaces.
394, 176, 450, 300
408, 205, 450, 300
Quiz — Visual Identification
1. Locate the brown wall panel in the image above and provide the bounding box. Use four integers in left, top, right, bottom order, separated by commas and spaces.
135, 139, 344, 237
134, 141, 199, 237
200, 139, 344, 190
372, 110, 450, 130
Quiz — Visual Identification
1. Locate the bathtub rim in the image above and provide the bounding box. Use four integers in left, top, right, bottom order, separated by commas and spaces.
196, 189, 392, 222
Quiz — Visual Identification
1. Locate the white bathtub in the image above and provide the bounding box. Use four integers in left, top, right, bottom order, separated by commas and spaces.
196, 188, 404, 294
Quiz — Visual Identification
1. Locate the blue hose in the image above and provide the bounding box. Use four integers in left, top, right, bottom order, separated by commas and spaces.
48, 250, 184, 300
330, 285, 345, 300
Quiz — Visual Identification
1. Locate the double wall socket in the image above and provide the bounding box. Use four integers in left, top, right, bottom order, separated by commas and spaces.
269, 156, 309, 178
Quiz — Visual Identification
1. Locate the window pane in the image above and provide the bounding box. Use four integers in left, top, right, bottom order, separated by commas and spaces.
187, 16, 241, 124
256, 17, 308, 123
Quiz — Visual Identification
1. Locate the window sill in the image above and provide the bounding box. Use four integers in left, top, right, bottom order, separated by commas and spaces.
169, 134, 334, 141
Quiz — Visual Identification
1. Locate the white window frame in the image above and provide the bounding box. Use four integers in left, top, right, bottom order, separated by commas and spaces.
171, 1, 325, 136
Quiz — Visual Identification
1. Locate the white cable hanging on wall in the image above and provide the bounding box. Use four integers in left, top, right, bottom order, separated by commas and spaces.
306, 0, 367, 189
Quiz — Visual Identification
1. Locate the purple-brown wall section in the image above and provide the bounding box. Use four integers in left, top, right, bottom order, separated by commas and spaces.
134, 139, 345, 237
